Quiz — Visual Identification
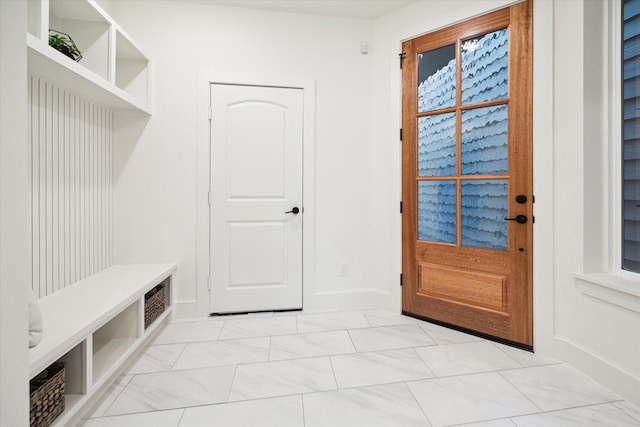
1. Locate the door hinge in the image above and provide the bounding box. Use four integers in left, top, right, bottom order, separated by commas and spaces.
208, 191, 212, 206
400, 128, 403, 141
400, 201, 403, 214
400, 273, 403, 287
208, 107, 212, 121
399, 52, 406, 69
207, 277, 211, 291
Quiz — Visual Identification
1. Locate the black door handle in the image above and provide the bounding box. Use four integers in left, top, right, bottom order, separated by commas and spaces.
504, 214, 528, 224
285, 207, 300, 214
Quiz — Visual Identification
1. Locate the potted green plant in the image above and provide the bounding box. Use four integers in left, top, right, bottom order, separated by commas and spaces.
48, 30, 82, 62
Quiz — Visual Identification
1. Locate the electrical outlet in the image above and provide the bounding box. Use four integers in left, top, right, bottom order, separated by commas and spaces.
339, 263, 349, 277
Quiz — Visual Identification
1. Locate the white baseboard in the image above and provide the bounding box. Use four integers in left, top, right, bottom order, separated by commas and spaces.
552, 335, 640, 407
304, 289, 395, 312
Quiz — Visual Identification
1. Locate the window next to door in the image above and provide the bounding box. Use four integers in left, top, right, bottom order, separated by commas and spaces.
574, 0, 640, 313
623, 0, 640, 273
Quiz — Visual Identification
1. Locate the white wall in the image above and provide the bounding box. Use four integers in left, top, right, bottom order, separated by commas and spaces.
0, 1, 30, 425
110, 1, 384, 316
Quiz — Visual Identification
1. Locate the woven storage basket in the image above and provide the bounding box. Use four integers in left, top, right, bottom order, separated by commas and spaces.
144, 283, 166, 329
30, 362, 65, 427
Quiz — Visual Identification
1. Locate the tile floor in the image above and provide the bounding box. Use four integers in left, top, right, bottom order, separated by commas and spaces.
80, 309, 640, 427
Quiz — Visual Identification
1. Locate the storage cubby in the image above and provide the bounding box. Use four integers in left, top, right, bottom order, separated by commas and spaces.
115, 30, 150, 103
27, 0, 151, 113
49, 0, 111, 80
57, 341, 87, 408
92, 301, 139, 383
144, 276, 171, 329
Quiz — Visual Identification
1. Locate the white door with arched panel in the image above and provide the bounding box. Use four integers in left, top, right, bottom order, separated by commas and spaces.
209, 84, 303, 314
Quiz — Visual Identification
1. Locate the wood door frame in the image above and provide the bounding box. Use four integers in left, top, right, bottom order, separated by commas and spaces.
401, 1, 533, 347
191, 72, 316, 319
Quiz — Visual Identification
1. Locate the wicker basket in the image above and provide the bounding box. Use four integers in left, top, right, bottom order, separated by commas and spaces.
30, 362, 65, 427
144, 283, 166, 329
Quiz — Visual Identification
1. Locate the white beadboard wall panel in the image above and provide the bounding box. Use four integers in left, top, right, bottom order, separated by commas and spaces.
29, 73, 114, 298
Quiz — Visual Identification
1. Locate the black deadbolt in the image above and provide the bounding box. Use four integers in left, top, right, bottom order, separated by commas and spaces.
504, 214, 528, 224
515, 195, 527, 204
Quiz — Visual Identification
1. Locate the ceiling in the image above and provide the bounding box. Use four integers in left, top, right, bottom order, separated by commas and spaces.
183, 0, 416, 19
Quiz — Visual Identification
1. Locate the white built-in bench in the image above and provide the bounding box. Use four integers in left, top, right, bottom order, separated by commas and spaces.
29, 263, 176, 427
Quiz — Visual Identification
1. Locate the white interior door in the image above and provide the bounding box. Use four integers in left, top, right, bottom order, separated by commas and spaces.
210, 84, 303, 313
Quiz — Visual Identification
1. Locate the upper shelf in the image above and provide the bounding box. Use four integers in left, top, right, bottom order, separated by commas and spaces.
27, 0, 151, 114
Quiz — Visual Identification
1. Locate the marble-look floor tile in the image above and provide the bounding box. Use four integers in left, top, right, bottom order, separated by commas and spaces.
84, 375, 132, 418
152, 320, 225, 345
296, 310, 370, 333
362, 309, 422, 327
614, 400, 640, 422
511, 403, 640, 426
126, 344, 185, 374
218, 316, 297, 340
79, 409, 184, 427
348, 324, 436, 352
414, 341, 521, 377
331, 348, 434, 389
229, 356, 337, 401
418, 322, 484, 345
460, 420, 517, 427
492, 343, 559, 367
172, 337, 269, 370
499, 364, 621, 411
179, 395, 304, 427
105, 366, 235, 415
407, 372, 540, 427
269, 330, 355, 361
303, 382, 432, 427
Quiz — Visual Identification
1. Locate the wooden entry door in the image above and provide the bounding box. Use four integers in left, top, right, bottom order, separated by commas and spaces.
401, 1, 533, 347
209, 84, 303, 314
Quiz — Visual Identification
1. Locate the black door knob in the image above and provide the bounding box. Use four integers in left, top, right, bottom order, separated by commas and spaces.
285, 207, 300, 214
504, 214, 528, 224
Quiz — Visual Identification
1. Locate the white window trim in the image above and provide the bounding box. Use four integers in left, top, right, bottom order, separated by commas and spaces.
575, 0, 640, 313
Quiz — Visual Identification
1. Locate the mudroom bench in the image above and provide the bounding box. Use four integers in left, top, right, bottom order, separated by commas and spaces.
28, 263, 176, 427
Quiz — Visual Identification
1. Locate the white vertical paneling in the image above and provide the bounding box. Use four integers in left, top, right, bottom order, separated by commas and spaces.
38, 78, 47, 298
29, 73, 114, 298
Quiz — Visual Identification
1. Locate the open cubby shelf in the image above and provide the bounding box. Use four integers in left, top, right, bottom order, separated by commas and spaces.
28, 264, 175, 427
27, 0, 151, 113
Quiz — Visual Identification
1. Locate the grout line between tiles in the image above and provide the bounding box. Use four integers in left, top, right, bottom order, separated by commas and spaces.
327, 354, 340, 390
299, 393, 307, 427
404, 380, 437, 427
169, 343, 188, 371
216, 320, 226, 340
175, 408, 186, 427
92, 374, 134, 419
496, 369, 545, 414
225, 364, 239, 402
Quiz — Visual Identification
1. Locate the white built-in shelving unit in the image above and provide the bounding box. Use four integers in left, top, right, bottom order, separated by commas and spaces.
27, 0, 151, 113
26, 1, 158, 425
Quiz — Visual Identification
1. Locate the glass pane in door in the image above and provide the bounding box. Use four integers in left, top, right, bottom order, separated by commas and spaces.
461, 28, 509, 105
461, 105, 508, 175
418, 44, 456, 112
418, 181, 456, 243
461, 180, 508, 249
418, 112, 456, 176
